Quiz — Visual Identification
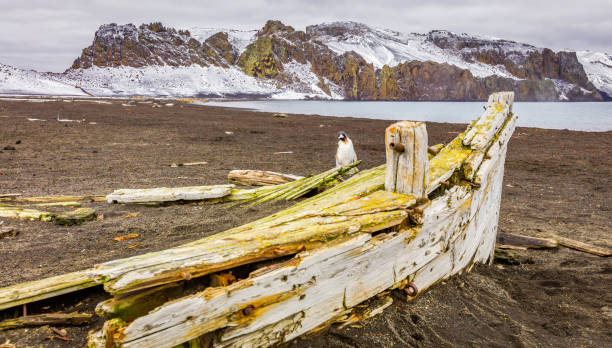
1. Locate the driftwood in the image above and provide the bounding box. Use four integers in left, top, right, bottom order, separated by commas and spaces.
496, 233, 558, 249
107, 185, 234, 204
0, 195, 105, 203
0, 207, 96, 225
539, 234, 612, 257
170, 161, 208, 168
0, 312, 92, 331
0, 271, 97, 311
228, 170, 304, 186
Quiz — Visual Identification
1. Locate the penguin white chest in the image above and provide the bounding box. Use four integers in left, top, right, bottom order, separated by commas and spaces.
336, 139, 357, 167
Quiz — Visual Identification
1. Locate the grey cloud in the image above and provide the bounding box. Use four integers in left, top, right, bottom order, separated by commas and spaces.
0, 0, 610, 72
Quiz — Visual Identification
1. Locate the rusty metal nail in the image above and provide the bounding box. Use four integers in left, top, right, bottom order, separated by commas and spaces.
181, 272, 192, 280
242, 305, 254, 316
390, 142, 405, 153
404, 282, 418, 297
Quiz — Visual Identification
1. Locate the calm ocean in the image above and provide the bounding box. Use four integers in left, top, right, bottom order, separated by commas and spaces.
206, 100, 612, 132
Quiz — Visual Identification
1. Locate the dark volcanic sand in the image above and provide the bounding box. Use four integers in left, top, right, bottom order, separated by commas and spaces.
0, 98, 610, 347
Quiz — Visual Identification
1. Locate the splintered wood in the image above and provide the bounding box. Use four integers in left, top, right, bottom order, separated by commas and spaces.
228, 170, 304, 186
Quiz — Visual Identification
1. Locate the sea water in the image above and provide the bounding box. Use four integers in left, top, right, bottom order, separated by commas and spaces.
206, 100, 612, 132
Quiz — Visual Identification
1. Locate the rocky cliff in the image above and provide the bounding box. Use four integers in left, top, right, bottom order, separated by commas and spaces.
12, 20, 612, 100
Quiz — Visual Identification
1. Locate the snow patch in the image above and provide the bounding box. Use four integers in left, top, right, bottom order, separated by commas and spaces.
189, 27, 257, 54
0, 64, 86, 96
309, 22, 522, 79
577, 51, 612, 95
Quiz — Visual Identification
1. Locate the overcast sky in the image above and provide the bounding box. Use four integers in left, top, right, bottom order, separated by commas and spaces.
1, 0, 610, 72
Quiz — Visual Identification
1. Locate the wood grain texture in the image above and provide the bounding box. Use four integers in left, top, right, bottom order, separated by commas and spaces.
385, 121, 428, 198
228, 170, 303, 186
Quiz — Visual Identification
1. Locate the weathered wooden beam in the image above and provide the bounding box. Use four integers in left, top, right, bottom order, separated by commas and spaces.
464, 114, 517, 181
0, 195, 105, 203
496, 233, 558, 249
427, 91, 514, 193
0, 207, 96, 225
462, 92, 514, 150
96, 283, 182, 322
107, 185, 234, 204
0, 312, 92, 331
538, 234, 611, 257
228, 170, 304, 186
53, 208, 97, 226
0, 271, 97, 311
0, 206, 56, 222
170, 161, 208, 168
385, 121, 428, 198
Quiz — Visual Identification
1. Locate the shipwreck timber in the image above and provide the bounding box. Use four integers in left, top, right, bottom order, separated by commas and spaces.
0, 92, 517, 347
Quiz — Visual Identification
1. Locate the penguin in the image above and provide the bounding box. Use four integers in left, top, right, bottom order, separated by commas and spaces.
335, 131, 358, 172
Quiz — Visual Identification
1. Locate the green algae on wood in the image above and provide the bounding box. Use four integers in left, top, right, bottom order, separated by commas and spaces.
0, 270, 98, 311
54, 208, 97, 226
0, 206, 96, 225
96, 283, 182, 322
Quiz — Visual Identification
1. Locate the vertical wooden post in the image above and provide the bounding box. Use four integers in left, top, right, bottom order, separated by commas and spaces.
385, 121, 428, 198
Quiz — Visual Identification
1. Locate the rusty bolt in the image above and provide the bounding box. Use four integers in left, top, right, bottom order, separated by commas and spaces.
181, 272, 192, 281
389, 142, 405, 153
242, 305, 254, 316
404, 282, 418, 297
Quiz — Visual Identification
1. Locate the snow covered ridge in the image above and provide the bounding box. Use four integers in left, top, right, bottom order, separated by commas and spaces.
0, 64, 86, 96
307, 23, 537, 79
577, 51, 612, 96
0, 63, 340, 99
0, 20, 610, 100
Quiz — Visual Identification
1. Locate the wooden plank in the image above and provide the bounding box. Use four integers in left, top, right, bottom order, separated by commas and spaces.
463, 92, 514, 150
0, 207, 96, 225
426, 131, 471, 194
0, 271, 97, 311
0, 312, 92, 330
412, 139, 507, 293
384, 121, 428, 198
106, 185, 234, 204
228, 170, 303, 186
463, 114, 517, 181
538, 234, 611, 257
496, 233, 558, 249
0, 195, 105, 203
0, 206, 56, 222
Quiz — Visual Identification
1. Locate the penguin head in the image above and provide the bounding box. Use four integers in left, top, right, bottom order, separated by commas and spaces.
337, 131, 349, 143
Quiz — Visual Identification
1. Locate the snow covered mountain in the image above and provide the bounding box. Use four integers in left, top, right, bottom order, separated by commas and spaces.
1, 20, 610, 101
